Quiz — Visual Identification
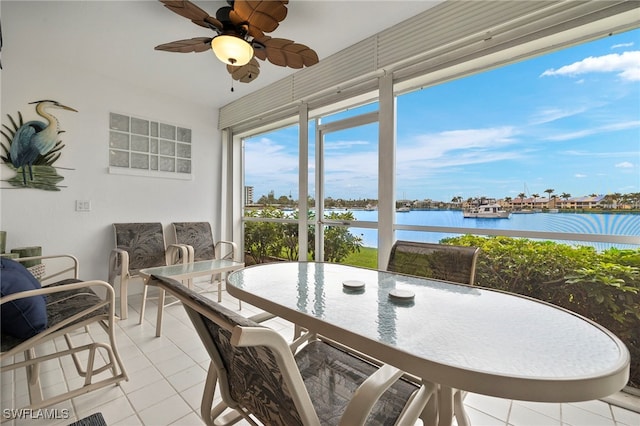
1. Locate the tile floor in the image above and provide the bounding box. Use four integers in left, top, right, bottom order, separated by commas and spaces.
2, 281, 639, 426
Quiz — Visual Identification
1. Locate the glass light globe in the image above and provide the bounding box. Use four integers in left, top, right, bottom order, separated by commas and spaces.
211, 35, 254, 66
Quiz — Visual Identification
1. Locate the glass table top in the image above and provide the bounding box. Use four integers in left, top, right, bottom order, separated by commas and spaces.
227, 262, 629, 385
140, 259, 244, 278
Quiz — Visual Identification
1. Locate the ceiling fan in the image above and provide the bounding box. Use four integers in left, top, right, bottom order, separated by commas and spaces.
155, 0, 319, 85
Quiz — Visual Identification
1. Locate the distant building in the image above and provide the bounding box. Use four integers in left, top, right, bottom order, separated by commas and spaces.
245, 186, 254, 205
505, 195, 606, 210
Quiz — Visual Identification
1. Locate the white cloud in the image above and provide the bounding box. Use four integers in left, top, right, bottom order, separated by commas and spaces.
540, 51, 640, 81
612, 42, 634, 49
244, 137, 300, 195
545, 120, 640, 141
575, 174, 588, 178
528, 106, 588, 125
403, 127, 518, 160
615, 161, 634, 168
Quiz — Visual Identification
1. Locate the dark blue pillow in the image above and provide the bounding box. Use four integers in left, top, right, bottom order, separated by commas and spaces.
0, 257, 47, 339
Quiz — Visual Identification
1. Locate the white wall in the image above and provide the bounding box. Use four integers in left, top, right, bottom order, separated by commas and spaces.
0, 2, 222, 284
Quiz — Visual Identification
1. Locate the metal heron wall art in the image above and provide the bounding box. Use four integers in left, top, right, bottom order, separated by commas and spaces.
1, 100, 77, 191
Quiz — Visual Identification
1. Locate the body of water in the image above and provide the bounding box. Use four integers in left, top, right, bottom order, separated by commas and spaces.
342, 210, 640, 250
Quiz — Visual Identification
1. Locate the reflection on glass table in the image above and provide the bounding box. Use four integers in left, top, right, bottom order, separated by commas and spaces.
227, 261, 630, 426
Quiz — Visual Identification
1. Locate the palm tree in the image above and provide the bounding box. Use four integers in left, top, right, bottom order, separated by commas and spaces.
531, 193, 539, 209
544, 188, 554, 208
560, 192, 571, 210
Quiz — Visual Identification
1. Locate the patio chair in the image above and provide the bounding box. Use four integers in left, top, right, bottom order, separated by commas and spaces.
150, 275, 436, 426
386, 240, 480, 285
108, 222, 187, 319
172, 221, 238, 302
1, 255, 128, 420
387, 240, 480, 426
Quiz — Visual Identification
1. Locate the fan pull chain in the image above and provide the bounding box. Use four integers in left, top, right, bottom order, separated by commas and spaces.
230, 76, 234, 92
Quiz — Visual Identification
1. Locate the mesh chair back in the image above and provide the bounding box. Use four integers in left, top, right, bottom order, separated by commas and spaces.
387, 240, 480, 285
113, 223, 167, 272
153, 276, 305, 425
173, 222, 216, 262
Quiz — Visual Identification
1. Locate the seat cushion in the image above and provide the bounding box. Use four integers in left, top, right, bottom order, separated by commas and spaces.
0, 257, 47, 339
1, 279, 107, 352
297, 340, 420, 425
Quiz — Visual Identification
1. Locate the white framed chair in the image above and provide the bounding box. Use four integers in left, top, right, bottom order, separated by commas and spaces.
172, 221, 238, 302
108, 222, 187, 319
150, 275, 436, 426
1, 255, 128, 420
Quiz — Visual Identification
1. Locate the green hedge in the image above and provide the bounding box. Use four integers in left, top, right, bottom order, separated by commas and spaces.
244, 208, 363, 264
442, 235, 640, 389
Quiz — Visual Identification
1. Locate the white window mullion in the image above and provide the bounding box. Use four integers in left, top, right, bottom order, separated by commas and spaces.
378, 73, 396, 268
298, 104, 309, 260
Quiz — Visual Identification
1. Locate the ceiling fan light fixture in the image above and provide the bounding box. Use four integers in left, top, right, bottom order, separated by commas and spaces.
211, 35, 254, 66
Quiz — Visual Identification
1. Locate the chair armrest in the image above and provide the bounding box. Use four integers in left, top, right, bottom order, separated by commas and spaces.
108, 249, 129, 284
13, 254, 79, 283
339, 364, 403, 425
1, 280, 115, 305
214, 240, 237, 261
247, 312, 276, 323
167, 244, 191, 264
340, 364, 435, 426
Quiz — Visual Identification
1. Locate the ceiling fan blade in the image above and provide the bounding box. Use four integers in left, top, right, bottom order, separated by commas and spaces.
230, 0, 288, 34
227, 58, 261, 83
255, 36, 319, 69
159, 0, 222, 30
155, 37, 213, 53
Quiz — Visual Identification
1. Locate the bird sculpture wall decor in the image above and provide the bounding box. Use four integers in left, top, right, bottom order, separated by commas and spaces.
1, 100, 77, 191
155, 0, 318, 86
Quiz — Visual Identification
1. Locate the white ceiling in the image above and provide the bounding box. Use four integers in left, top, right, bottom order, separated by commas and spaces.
3, 1, 441, 110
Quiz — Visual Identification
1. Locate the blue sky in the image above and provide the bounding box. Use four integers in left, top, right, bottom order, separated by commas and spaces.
245, 29, 639, 202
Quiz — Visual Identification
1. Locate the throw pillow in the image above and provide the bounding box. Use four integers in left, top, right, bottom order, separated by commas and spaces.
0, 257, 47, 339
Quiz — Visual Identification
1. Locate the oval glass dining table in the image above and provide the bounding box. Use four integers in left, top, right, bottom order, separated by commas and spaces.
226, 261, 630, 426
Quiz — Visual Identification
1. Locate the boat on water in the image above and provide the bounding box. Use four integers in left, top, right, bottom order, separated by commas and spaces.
463, 203, 510, 219
396, 205, 411, 212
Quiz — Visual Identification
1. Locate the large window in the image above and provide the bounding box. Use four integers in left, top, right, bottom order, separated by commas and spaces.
393, 29, 639, 251
233, 15, 639, 396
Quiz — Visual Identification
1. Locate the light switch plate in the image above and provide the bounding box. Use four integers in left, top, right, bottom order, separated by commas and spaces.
75, 200, 91, 212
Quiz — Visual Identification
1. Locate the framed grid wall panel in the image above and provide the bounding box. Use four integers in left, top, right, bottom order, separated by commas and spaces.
108, 112, 192, 179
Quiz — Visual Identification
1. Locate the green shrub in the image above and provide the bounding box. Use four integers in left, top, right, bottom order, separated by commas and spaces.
244, 209, 362, 264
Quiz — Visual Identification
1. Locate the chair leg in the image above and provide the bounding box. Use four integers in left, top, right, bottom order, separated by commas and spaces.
3, 325, 128, 421
201, 362, 244, 426
454, 390, 470, 426
120, 276, 129, 320
139, 277, 149, 325
437, 386, 455, 426
25, 348, 43, 406
155, 288, 166, 337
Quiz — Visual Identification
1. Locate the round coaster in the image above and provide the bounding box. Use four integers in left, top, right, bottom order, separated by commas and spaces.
342, 280, 365, 289
388, 289, 415, 300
